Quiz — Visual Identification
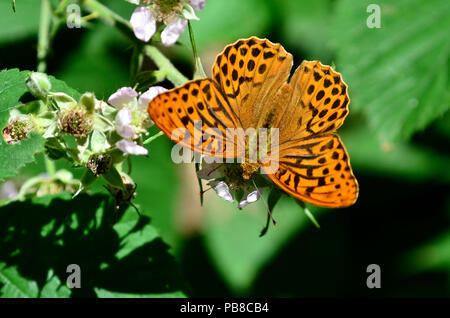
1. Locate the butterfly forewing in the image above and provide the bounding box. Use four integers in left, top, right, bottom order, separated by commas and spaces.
148, 79, 239, 158
212, 37, 293, 130
278, 61, 351, 144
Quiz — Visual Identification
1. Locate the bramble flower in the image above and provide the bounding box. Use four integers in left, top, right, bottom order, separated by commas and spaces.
197, 159, 261, 208
127, 0, 206, 45
58, 107, 92, 138
108, 86, 167, 155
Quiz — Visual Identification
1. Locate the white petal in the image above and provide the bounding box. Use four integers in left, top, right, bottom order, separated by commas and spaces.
115, 108, 134, 139
108, 87, 138, 109
126, 0, 140, 4
246, 190, 260, 203
161, 18, 187, 46
116, 139, 148, 156
138, 86, 168, 109
213, 181, 234, 203
238, 190, 260, 208
130, 7, 157, 42
189, 0, 206, 11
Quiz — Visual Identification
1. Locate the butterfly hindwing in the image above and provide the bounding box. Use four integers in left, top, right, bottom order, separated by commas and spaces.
266, 134, 358, 208
148, 79, 239, 158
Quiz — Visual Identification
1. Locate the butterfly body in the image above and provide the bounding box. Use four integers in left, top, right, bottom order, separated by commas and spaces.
148, 37, 359, 208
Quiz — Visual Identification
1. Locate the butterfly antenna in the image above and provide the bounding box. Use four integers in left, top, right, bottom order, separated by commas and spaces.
200, 186, 214, 195
252, 178, 277, 226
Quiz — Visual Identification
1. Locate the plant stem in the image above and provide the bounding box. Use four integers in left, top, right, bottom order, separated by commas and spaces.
83, 0, 136, 42
37, 0, 52, 73
188, 21, 206, 79
143, 46, 188, 86
143, 131, 164, 145
44, 155, 56, 177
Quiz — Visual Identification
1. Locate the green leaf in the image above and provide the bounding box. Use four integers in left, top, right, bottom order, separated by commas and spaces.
203, 195, 323, 294
56, 24, 130, 98
0, 0, 40, 45
331, 0, 450, 142
0, 69, 81, 181
341, 124, 450, 183
0, 193, 187, 297
0, 69, 44, 180
102, 166, 125, 190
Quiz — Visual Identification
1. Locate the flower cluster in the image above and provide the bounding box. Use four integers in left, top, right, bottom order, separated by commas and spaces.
127, 0, 206, 45
108, 86, 167, 155
2, 72, 167, 203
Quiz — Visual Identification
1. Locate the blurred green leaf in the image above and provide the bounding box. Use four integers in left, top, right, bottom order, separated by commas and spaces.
0, 0, 40, 45
341, 124, 450, 183
131, 137, 181, 252
94, 288, 185, 298
203, 194, 323, 294
56, 23, 130, 98
332, 0, 450, 142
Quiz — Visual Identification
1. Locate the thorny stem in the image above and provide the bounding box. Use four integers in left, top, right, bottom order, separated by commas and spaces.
143, 131, 164, 145
37, 0, 52, 73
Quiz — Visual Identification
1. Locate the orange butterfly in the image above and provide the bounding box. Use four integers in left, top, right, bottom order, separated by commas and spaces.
148, 37, 358, 208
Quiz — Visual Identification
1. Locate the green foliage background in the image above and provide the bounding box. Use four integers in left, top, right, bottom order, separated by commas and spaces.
0, 0, 449, 297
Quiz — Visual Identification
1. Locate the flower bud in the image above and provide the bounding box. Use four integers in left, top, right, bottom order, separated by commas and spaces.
79, 92, 96, 113
25, 72, 52, 100
58, 108, 93, 138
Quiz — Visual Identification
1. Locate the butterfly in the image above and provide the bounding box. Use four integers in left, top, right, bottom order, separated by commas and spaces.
147, 37, 358, 208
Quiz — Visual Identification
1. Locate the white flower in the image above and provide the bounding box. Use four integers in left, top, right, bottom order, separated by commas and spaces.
115, 108, 135, 139
130, 6, 157, 42
108, 85, 167, 155
212, 181, 234, 203
127, 0, 206, 45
